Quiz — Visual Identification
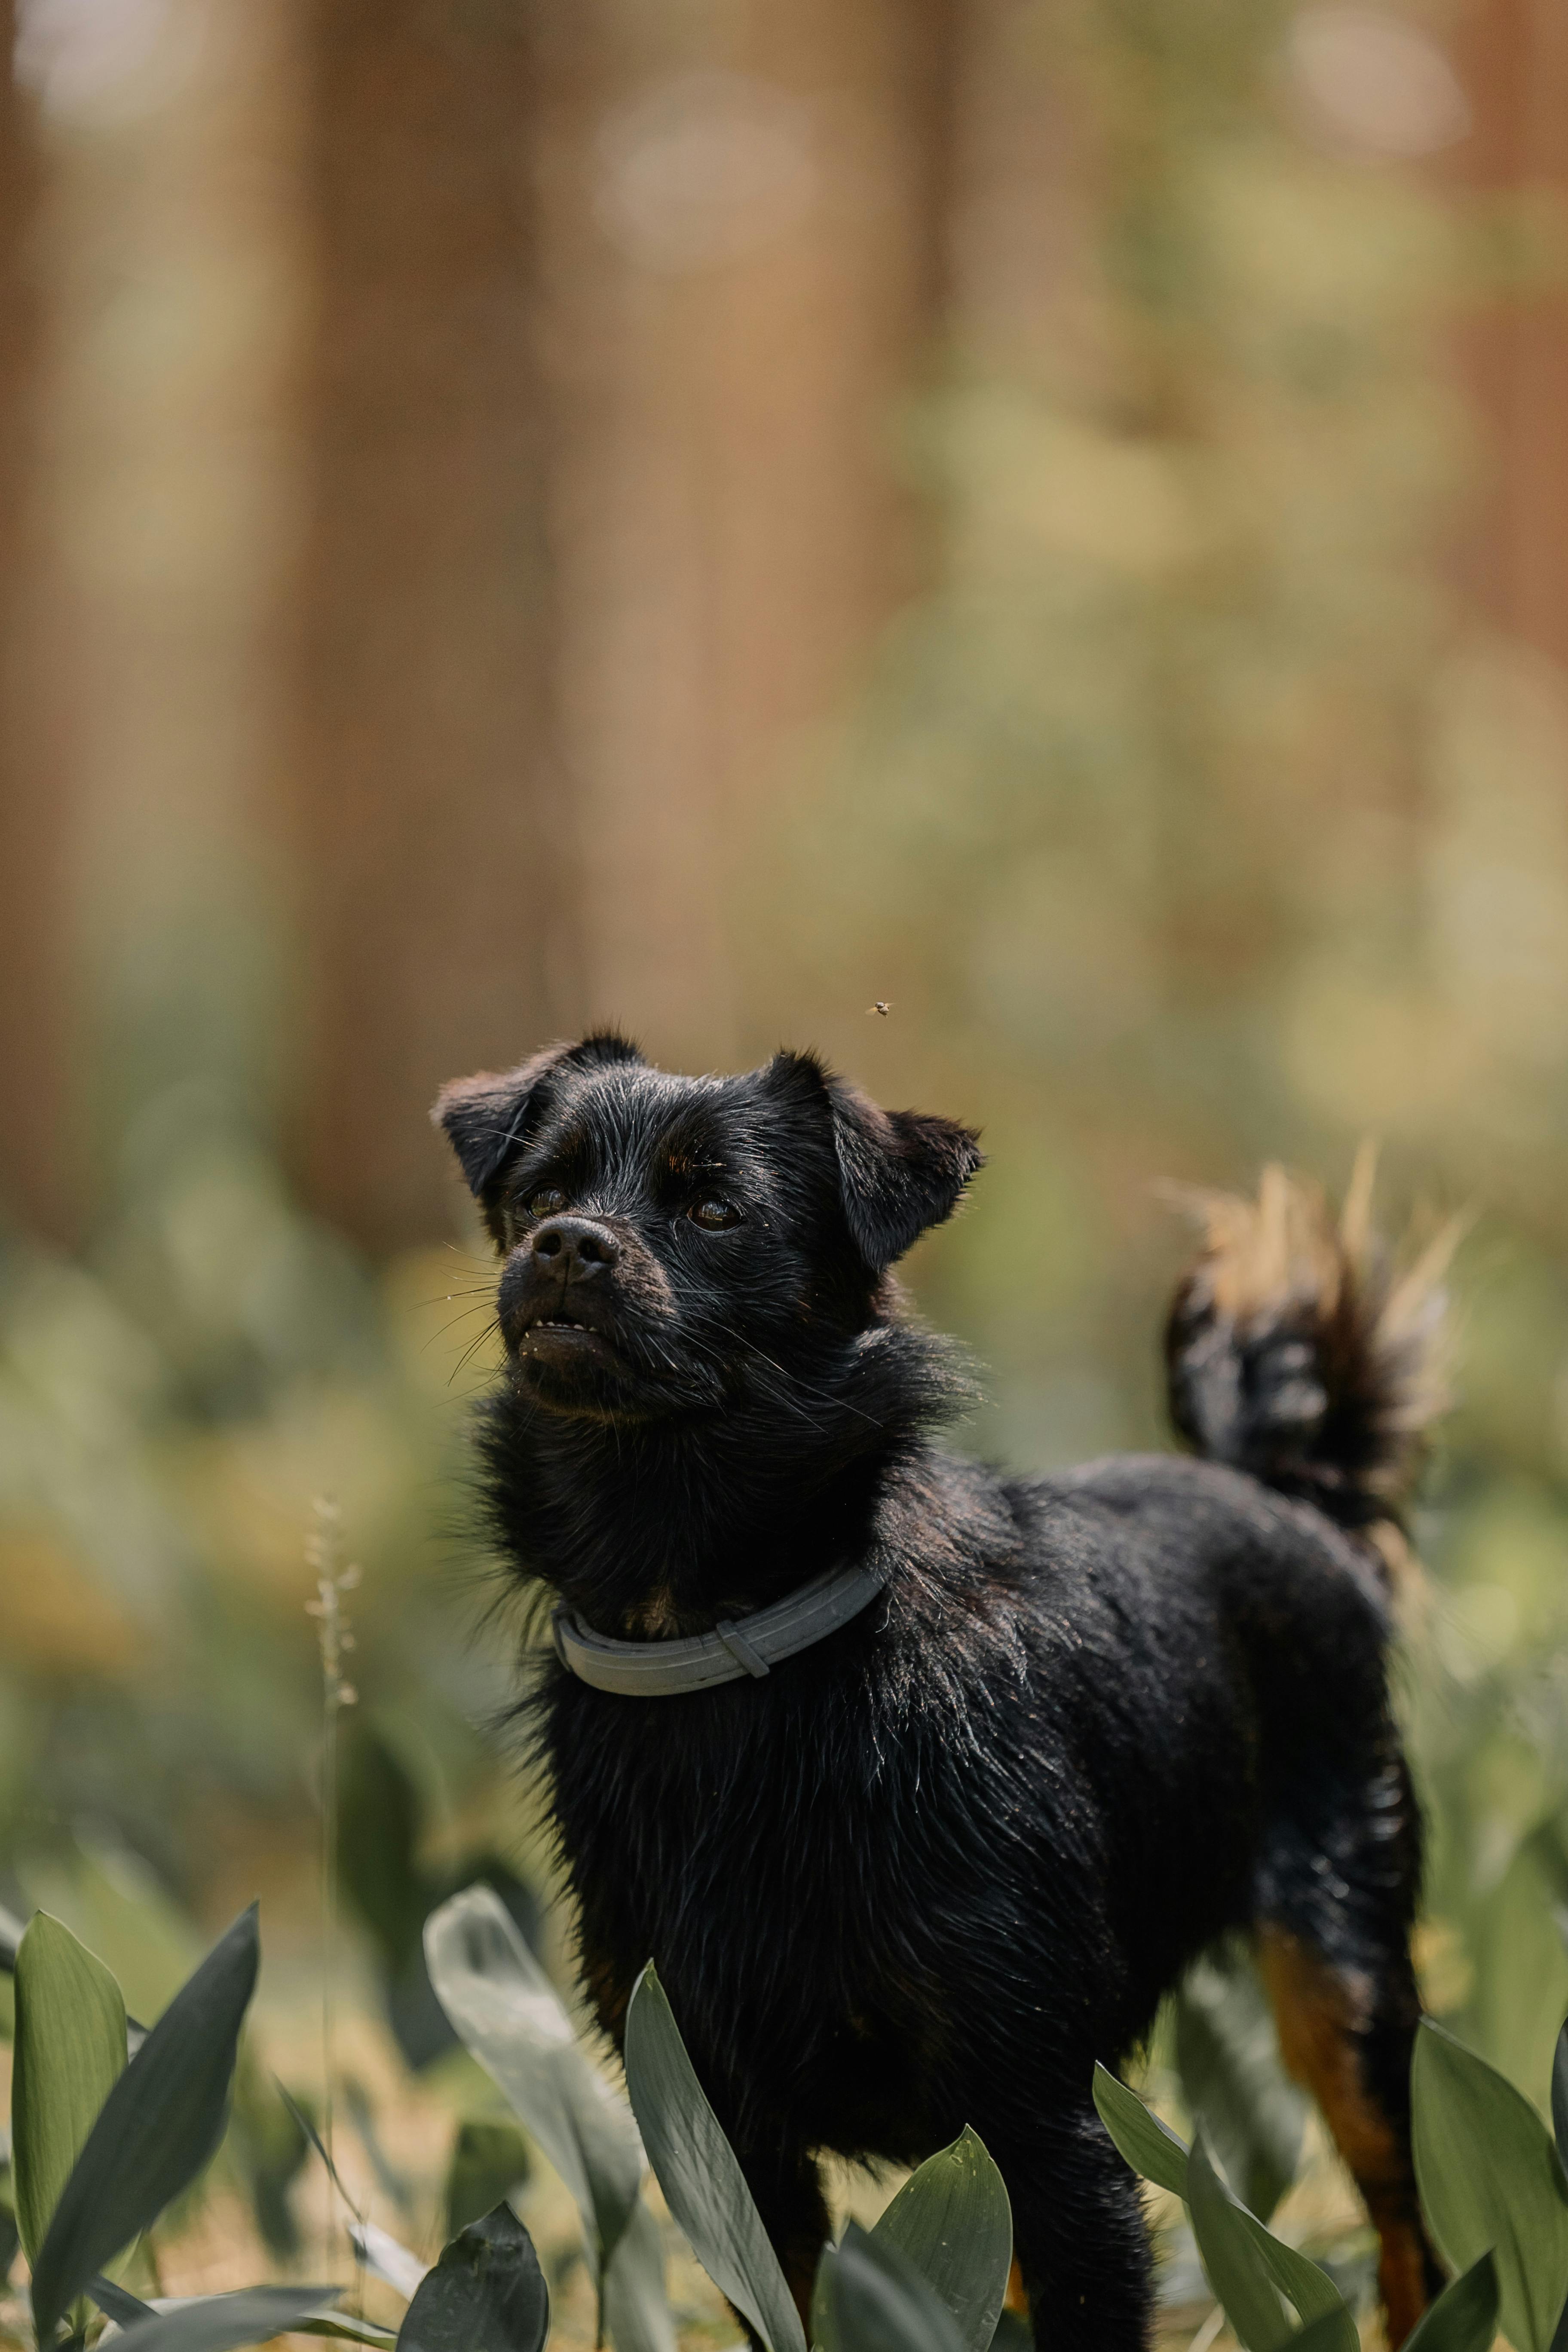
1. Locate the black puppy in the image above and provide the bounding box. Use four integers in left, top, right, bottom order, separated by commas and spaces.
435, 1035, 1448, 2351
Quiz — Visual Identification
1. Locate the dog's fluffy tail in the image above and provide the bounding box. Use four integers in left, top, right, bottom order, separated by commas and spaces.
1164, 1151, 1457, 1533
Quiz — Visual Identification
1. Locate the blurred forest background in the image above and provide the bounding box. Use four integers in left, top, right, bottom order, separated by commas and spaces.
4, 0, 1568, 2294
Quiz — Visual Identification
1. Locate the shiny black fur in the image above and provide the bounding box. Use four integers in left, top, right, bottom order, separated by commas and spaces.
435, 1037, 1440, 2352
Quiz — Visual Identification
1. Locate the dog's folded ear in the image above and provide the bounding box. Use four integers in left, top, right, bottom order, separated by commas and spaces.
433, 1032, 644, 1216
831, 1083, 984, 1270
765, 1051, 983, 1272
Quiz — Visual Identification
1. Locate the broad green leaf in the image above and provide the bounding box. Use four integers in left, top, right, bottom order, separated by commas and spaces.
107, 2285, 342, 2352
31, 1904, 259, 2346
1236, 2222, 1352, 2337
1185, 2132, 1295, 2352
0, 2202, 19, 2285
88, 2272, 158, 2327
1289, 2317, 1364, 2352
423, 1887, 643, 2277
820, 2223, 963, 2352
1553, 2020, 1568, 2177
602, 2192, 678, 2352
987, 2314, 1032, 2352
12, 1913, 128, 2261
1403, 2252, 1500, 2352
623, 1963, 805, 2352
90, 2275, 394, 2350
1092, 2064, 1190, 2197
812, 2236, 836, 2352
1413, 2018, 1568, 2352
396, 2205, 549, 2352
872, 2128, 1011, 2352
1091, 2063, 1350, 2340
1174, 1955, 1306, 2223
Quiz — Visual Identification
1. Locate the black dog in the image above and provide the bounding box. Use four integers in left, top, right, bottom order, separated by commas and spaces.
435, 1035, 1448, 2351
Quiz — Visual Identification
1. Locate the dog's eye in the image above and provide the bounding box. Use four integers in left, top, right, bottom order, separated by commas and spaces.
689, 1197, 742, 1231
527, 1185, 568, 1217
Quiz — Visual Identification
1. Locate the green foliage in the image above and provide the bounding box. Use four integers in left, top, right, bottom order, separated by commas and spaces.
228, 2064, 312, 2262
1173, 1950, 1307, 2223
1404, 2256, 1501, 2352
18, 1837, 199, 2030
6, 1895, 560, 2352
1183, 2129, 1296, 2352
30, 1906, 258, 2343
1093, 2064, 1347, 2332
395, 2205, 548, 2352
444, 2118, 531, 2242
1100, 2015, 1568, 2352
11, 1915, 128, 2265
342, 2077, 416, 2220
1185, 2130, 1355, 2352
622, 1961, 802, 2352
814, 2223, 964, 2352
0, 1124, 506, 1929
423, 1886, 672, 2352
338, 1721, 542, 2072
1412, 2018, 1568, 2352
1093, 2064, 1191, 2197
870, 2129, 1012, 2352
625, 1961, 1014, 2352
19, 1740, 1568, 2352
90, 2284, 346, 2352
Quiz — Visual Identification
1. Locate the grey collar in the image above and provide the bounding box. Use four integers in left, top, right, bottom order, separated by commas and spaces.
551, 1560, 889, 1697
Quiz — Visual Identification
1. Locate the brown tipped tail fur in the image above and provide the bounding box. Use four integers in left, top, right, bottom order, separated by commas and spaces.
1170, 1154, 1458, 2344
1164, 1149, 1457, 1534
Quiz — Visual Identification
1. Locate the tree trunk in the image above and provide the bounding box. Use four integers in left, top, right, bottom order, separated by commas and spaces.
0, 15, 67, 1238
1449, 0, 1568, 668
292, 0, 564, 1250
526, 0, 959, 1075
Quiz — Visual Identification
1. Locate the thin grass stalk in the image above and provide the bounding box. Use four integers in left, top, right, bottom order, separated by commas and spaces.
306, 1497, 359, 2252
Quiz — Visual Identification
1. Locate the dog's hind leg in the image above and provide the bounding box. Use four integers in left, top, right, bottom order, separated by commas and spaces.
1256, 1744, 1443, 2348
986, 2107, 1153, 2352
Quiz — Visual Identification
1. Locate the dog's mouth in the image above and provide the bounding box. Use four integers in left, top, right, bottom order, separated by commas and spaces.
499, 1277, 721, 1420
522, 1310, 611, 1341
513, 1304, 629, 1372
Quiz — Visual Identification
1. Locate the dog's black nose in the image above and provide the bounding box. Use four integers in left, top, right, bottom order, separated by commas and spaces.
530, 1215, 620, 1282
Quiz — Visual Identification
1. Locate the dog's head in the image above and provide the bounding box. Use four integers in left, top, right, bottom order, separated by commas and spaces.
432, 1034, 983, 1424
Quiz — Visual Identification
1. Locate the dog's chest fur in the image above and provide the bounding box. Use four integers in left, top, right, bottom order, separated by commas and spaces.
528, 1450, 1286, 2163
